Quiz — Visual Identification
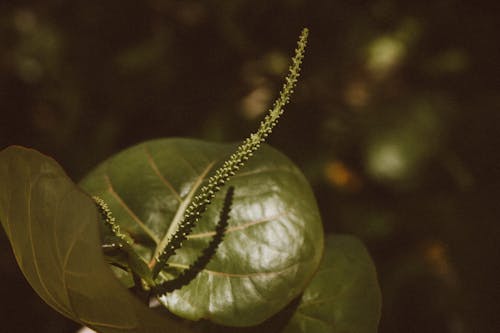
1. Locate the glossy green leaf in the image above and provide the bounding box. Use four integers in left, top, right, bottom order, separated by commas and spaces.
283, 234, 381, 333
0, 146, 194, 333
80, 138, 324, 327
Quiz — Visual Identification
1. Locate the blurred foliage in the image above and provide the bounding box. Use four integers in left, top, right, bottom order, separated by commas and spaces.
0, 1, 499, 332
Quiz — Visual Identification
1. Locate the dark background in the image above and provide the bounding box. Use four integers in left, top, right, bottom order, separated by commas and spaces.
1, 1, 499, 332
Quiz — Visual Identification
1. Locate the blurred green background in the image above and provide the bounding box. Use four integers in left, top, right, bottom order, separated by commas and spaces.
1, 1, 499, 332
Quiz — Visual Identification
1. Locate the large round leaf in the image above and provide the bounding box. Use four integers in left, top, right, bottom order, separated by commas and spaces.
283, 234, 382, 333
79, 138, 324, 327
0, 146, 194, 333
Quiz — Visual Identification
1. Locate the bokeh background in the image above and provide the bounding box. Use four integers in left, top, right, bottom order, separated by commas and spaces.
1, 1, 499, 332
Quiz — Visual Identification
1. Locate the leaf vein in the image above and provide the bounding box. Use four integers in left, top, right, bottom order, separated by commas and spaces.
61, 201, 90, 316
144, 146, 182, 202
53, 187, 77, 314
104, 174, 160, 244
27, 174, 73, 318
84, 320, 137, 330
151, 160, 216, 261
187, 211, 288, 239
232, 167, 297, 179
294, 311, 332, 327
167, 262, 298, 278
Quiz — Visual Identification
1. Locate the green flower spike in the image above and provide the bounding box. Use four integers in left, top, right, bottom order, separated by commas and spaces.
93, 195, 133, 245
152, 28, 309, 277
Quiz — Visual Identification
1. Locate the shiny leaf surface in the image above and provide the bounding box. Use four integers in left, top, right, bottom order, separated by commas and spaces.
80, 138, 324, 327
283, 234, 381, 333
0, 146, 194, 333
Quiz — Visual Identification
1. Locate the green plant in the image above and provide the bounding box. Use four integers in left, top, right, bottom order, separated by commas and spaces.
0, 29, 381, 333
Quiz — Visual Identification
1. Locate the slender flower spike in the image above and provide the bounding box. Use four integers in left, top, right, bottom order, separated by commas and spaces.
152, 28, 309, 277
93, 196, 133, 245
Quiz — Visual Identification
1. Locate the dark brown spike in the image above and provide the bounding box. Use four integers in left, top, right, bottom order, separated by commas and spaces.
152, 187, 234, 295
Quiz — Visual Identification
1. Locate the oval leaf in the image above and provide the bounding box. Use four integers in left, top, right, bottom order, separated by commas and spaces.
79, 138, 324, 327
0, 146, 194, 333
282, 234, 382, 333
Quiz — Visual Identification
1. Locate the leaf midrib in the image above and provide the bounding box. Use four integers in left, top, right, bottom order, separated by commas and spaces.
151, 161, 215, 263
27, 173, 73, 318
